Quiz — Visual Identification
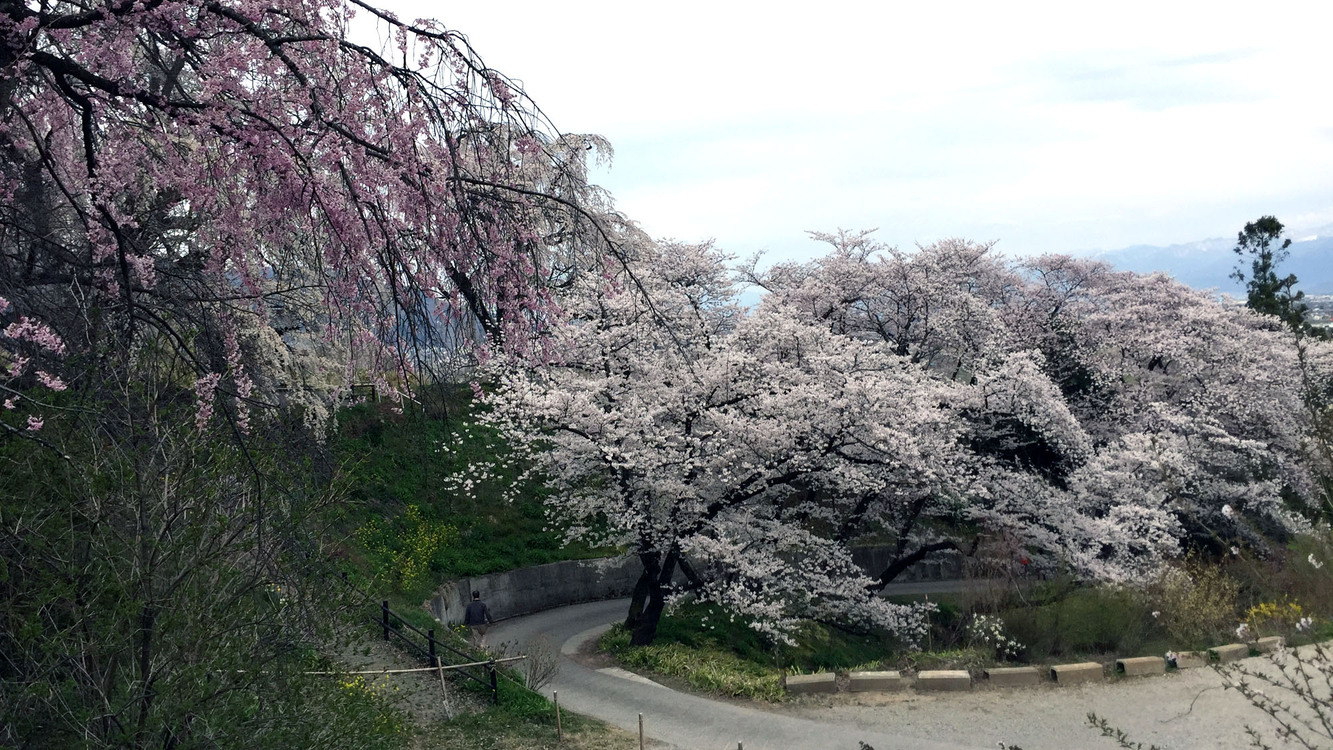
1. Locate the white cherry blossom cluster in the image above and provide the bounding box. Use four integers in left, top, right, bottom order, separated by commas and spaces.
482, 232, 1329, 641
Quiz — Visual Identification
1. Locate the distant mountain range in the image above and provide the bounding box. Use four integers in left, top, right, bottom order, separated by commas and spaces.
1090, 227, 1333, 295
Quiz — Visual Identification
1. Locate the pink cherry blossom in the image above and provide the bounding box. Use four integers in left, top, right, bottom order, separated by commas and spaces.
0, 0, 617, 446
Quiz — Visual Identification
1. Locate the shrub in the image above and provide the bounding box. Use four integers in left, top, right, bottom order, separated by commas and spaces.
1147, 559, 1240, 650
899, 647, 992, 673
967, 614, 1025, 661
598, 624, 785, 701
355, 505, 459, 594
1244, 598, 1309, 638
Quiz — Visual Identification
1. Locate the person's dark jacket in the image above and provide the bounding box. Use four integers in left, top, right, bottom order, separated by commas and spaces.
463, 599, 492, 626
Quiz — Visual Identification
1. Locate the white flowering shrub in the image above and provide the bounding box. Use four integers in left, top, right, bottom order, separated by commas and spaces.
967, 614, 1025, 662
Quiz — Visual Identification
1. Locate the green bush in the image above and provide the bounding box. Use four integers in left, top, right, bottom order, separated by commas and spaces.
599, 624, 785, 701
1003, 585, 1156, 658
899, 647, 992, 673
356, 505, 458, 593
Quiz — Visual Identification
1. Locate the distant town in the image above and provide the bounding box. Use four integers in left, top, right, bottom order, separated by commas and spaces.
1307, 295, 1333, 329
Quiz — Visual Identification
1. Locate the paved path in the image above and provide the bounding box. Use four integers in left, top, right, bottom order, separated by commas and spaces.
489, 598, 1270, 750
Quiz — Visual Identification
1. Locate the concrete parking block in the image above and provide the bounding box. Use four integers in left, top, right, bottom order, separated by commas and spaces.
915, 670, 972, 691
848, 671, 908, 692
1116, 656, 1165, 677
1050, 662, 1104, 685
1254, 636, 1284, 653
785, 673, 837, 694
1170, 651, 1208, 669
983, 666, 1043, 687
1210, 644, 1249, 663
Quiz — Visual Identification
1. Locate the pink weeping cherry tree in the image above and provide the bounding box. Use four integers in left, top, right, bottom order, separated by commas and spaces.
0, 0, 618, 438
0, 0, 620, 743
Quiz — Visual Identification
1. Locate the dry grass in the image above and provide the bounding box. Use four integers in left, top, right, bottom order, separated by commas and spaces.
423, 714, 639, 750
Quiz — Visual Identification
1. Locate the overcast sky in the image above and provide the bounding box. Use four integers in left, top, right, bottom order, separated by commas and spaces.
382, 0, 1333, 263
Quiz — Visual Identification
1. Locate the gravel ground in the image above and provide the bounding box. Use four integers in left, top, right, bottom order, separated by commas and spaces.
492, 599, 1330, 750
330, 625, 487, 727
778, 668, 1258, 749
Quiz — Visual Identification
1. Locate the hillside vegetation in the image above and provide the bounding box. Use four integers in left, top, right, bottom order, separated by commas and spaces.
330, 392, 613, 604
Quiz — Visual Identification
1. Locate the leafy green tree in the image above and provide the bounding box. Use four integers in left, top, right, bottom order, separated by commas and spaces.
1230, 216, 1318, 336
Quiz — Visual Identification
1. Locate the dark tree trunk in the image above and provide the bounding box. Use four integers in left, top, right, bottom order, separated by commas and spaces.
870, 540, 960, 592
623, 555, 656, 631
626, 549, 679, 646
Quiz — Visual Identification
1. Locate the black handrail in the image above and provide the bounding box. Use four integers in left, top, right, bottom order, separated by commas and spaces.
375, 599, 475, 665
374, 599, 498, 703
333, 571, 499, 703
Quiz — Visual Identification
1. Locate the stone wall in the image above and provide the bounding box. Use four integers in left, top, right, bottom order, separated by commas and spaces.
429, 555, 644, 625
429, 547, 963, 625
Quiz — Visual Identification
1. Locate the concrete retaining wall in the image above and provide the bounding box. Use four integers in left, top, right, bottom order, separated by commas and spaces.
430, 546, 961, 625
429, 555, 646, 625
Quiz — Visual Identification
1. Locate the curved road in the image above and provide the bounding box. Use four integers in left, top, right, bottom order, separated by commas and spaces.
490, 598, 1271, 750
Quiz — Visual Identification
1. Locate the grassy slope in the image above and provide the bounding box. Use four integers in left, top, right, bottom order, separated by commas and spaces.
325, 395, 624, 745
328, 397, 609, 606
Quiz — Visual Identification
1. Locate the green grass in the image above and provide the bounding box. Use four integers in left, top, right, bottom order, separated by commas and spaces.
432, 680, 631, 750
595, 601, 919, 700
1000, 585, 1159, 659
328, 398, 612, 601
654, 601, 901, 674
599, 623, 785, 701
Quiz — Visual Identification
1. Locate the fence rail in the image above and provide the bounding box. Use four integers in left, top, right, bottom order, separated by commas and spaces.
374, 599, 500, 703
330, 570, 505, 704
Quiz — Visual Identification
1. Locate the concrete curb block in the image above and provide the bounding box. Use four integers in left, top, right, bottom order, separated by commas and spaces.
916, 670, 972, 691
847, 671, 908, 692
1116, 656, 1165, 677
785, 673, 837, 694
775, 638, 1326, 698
983, 666, 1043, 687
1210, 643, 1249, 663
1254, 636, 1285, 653
1050, 662, 1104, 685
1170, 651, 1208, 669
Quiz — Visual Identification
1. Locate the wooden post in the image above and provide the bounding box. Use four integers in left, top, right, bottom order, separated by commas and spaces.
427, 628, 438, 668
638, 713, 644, 750
488, 660, 498, 704
554, 691, 562, 741
436, 664, 451, 717
381, 600, 390, 640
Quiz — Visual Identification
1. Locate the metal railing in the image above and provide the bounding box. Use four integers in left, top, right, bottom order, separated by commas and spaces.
373, 599, 500, 703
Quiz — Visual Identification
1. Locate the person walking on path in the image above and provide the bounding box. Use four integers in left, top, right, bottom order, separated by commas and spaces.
463, 590, 493, 647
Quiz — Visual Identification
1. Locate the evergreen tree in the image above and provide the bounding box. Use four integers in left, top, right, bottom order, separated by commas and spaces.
1230, 216, 1321, 337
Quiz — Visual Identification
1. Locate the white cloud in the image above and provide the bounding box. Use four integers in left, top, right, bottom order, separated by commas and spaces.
376, 0, 1333, 258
